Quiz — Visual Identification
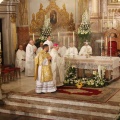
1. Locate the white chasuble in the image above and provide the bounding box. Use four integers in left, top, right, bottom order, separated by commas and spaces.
58, 46, 67, 57
65, 47, 78, 56
50, 48, 64, 86
15, 49, 26, 72
44, 40, 53, 52
25, 44, 35, 76
79, 45, 92, 56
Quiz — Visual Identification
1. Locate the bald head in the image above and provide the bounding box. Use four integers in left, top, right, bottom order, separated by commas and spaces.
29, 40, 34, 46
69, 42, 73, 47
19, 45, 23, 50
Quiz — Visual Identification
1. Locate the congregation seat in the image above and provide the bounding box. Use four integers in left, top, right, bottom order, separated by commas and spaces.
0, 65, 21, 84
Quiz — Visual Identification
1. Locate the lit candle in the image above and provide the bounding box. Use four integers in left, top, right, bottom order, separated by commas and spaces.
33, 33, 35, 41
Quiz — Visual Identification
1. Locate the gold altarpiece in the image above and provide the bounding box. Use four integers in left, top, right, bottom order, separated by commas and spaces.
29, 1, 75, 34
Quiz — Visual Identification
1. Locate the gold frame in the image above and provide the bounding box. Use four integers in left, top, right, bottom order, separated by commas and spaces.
108, 0, 120, 5
29, 1, 75, 33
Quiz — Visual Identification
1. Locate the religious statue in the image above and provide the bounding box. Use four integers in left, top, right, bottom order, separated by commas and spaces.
18, 0, 28, 25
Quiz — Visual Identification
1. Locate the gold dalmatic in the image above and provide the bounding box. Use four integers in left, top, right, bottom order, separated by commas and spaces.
35, 50, 53, 82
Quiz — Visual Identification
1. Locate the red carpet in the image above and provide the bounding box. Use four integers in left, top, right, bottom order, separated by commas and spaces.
57, 86, 102, 96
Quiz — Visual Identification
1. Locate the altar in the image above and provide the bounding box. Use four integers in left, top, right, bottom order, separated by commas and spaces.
65, 56, 120, 80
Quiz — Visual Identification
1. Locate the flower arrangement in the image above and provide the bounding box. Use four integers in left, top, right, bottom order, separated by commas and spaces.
35, 16, 52, 47
64, 66, 106, 88
35, 23, 52, 47
77, 22, 90, 38
64, 66, 77, 86
77, 10, 91, 49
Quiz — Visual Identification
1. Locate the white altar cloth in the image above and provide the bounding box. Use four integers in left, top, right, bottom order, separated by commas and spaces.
65, 56, 120, 79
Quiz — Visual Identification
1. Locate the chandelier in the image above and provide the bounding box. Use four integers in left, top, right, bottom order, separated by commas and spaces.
0, 0, 3, 3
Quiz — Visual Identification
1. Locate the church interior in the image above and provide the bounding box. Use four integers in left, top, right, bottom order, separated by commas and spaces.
0, 0, 120, 120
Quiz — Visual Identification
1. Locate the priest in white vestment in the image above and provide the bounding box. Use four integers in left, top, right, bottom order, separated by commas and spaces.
58, 42, 67, 57
15, 45, 26, 72
35, 44, 56, 93
33, 41, 37, 55
36, 42, 43, 54
43, 35, 53, 52
65, 42, 78, 56
25, 40, 37, 76
50, 43, 64, 87
79, 42, 92, 56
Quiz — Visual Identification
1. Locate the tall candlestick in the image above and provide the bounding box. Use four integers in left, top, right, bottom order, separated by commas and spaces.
110, 37, 112, 58
101, 37, 102, 56
33, 33, 35, 41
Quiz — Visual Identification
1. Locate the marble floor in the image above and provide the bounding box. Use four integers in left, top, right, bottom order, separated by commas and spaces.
1, 73, 120, 104
0, 73, 120, 120
0, 113, 49, 120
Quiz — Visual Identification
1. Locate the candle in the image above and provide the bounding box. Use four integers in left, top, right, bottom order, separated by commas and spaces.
101, 37, 102, 47
45, 15, 47, 20
112, 12, 114, 28
68, 37, 70, 47
103, 12, 104, 27
108, 12, 109, 28
106, 37, 108, 48
63, 36, 65, 46
73, 32, 75, 46
110, 37, 112, 57
101, 37, 102, 56
33, 33, 35, 41
58, 32, 60, 41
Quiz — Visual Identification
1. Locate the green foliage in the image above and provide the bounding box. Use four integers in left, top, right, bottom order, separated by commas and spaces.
64, 66, 106, 88
35, 25, 52, 47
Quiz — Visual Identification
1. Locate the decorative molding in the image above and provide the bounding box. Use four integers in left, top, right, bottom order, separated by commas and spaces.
29, 1, 75, 33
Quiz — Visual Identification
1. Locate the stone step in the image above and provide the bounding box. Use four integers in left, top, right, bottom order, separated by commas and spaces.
4, 98, 119, 116
8, 94, 120, 111
0, 105, 117, 120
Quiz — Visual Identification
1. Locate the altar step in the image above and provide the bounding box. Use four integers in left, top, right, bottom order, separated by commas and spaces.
0, 94, 120, 120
